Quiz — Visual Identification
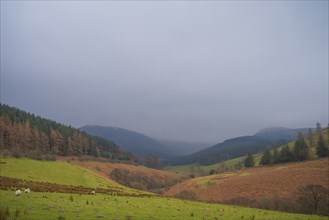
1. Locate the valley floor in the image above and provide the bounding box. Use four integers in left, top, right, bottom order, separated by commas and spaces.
1, 157, 328, 219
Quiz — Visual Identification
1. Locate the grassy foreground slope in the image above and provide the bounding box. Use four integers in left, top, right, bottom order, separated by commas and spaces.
0, 158, 146, 195
1, 190, 327, 220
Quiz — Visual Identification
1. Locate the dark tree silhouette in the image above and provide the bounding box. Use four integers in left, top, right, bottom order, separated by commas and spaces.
278, 145, 294, 163
260, 149, 272, 165
293, 132, 309, 161
244, 153, 255, 167
271, 148, 279, 164
316, 135, 328, 157
297, 184, 329, 215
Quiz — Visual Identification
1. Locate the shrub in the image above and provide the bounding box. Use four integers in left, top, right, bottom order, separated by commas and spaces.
174, 190, 197, 200
11, 149, 22, 158
25, 149, 43, 160
209, 169, 216, 175
42, 154, 57, 161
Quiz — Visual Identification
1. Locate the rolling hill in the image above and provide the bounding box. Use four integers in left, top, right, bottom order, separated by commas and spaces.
72, 159, 182, 193
170, 127, 311, 166
80, 125, 174, 159
165, 158, 329, 214
168, 128, 328, 175
0, 157, 147, 196
170, 136, 286, 166
0, 157, 326, 220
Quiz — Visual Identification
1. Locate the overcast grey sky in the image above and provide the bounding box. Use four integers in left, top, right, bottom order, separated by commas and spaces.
1, 1, 328, 142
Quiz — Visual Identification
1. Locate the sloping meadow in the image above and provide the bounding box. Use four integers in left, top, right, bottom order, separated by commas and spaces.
1, 190, 327, 220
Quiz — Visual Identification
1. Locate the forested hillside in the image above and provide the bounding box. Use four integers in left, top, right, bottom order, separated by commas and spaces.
170, 136, 287, 166
0, 104, 137, 161
170, 127, 312, 166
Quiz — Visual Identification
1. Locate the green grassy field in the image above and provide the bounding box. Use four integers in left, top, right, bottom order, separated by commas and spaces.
0, 158, 143, 195
1, 190, 327, 220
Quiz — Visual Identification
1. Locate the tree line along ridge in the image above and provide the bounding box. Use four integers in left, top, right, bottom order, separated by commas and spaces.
0, 103, 138, 162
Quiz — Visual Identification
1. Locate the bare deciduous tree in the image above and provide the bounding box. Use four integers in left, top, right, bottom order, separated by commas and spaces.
297, 184, 329, 215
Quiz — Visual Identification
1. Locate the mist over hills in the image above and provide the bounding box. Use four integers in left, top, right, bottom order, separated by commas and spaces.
254, 127, 310, 141
80, 125, 175, 159
80, 125, 217, 159
79, 124, 313, 166
154, 139, 213, 156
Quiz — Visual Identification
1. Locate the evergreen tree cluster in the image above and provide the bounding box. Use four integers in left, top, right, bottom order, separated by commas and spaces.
316, 135, 328, 157
244, 152, 255, 167
0, 104, 137, 161
259, 126, 328, 166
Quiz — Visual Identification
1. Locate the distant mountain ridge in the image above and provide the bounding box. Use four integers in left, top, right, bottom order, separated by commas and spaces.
254, 127, 310, 141
80, 125, 174, 159
170, 127, 311, 166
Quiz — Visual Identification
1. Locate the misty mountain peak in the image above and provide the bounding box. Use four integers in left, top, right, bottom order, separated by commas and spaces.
255, 127, 291, 135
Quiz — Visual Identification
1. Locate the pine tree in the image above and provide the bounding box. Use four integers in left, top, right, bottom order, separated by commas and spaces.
22, 121, 33, 150
271, 148, 279, 164
308, 128, 314, 148
244, 153, 255, 167
39, 131, 49, 153
50, 129, 64, 155
0, 115, 12, 146
293, 132, 309, 161
0, 103, 140, 162
260, 149, 272, 165
316, 122, 322, 133
316, 135, 328, 157
32, 128, 42, 151
278, 145, 294, 163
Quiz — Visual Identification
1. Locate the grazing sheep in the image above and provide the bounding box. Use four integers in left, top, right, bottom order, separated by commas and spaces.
91, 191, 95, 195
24, 188, 30, 193
15, 190, 21, 196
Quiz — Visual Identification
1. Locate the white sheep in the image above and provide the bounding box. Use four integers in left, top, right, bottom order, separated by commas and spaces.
91, 191, 95, 195
15, 190, 21, 196
24, 188, 30, 193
